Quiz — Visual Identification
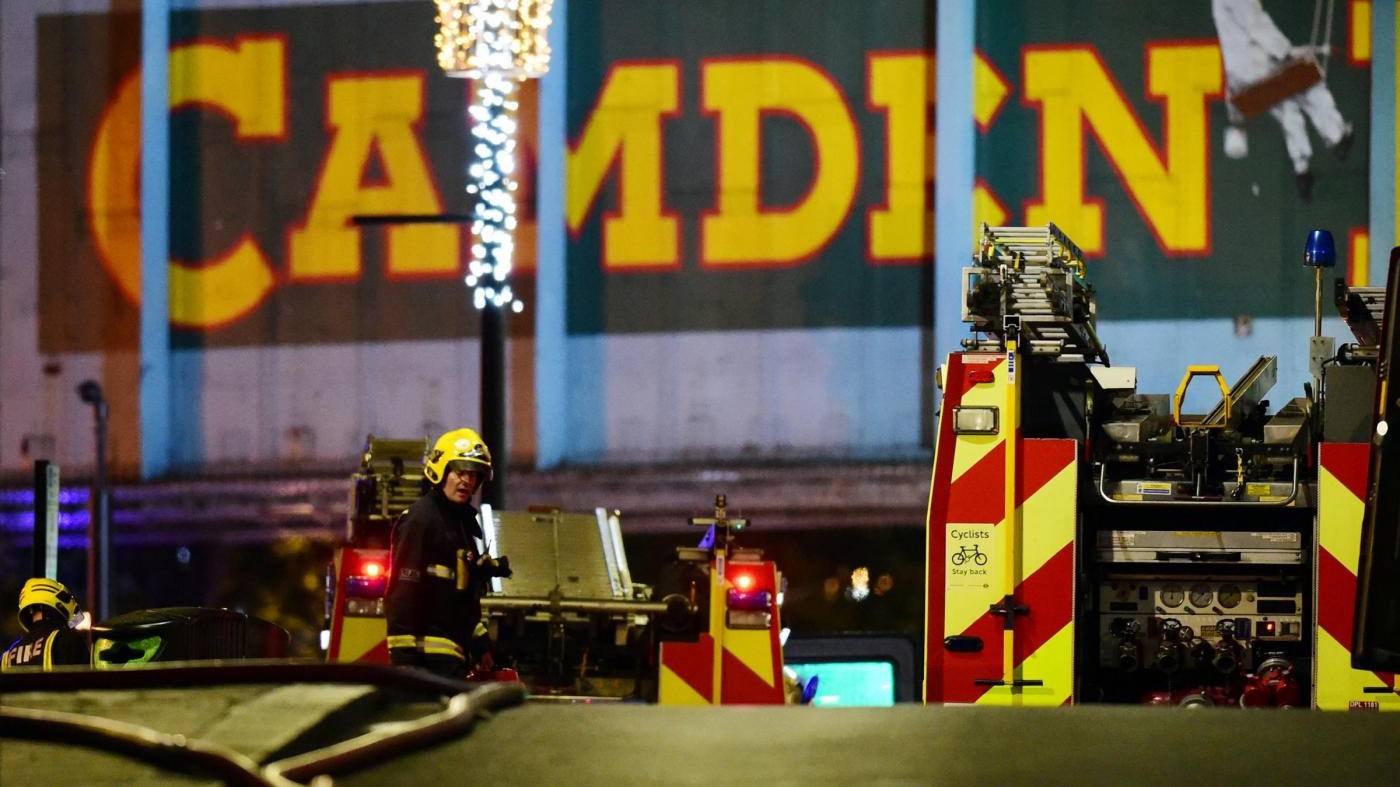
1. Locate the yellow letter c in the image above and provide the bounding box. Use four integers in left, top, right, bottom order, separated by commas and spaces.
87, 37, 285, 329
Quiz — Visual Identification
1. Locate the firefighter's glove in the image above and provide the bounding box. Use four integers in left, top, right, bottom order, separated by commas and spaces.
479, 555, 512, 580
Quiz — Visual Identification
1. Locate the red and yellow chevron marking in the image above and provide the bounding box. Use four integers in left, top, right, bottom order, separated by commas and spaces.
924, 352, 1077, 705
1316, 443, 1399, 709
326, 548, 391, 664
658, 561, 786, 705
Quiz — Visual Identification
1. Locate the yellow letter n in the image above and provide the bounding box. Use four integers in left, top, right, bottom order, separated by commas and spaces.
1023, 44, 1221, 256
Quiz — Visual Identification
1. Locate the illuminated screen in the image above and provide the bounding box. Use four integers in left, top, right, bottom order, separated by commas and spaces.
789, 660, 896, 707
783, 634, 918, 704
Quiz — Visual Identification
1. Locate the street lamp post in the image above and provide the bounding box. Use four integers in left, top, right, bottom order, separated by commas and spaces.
77, 379, 110, 621
434, 0, 554, 508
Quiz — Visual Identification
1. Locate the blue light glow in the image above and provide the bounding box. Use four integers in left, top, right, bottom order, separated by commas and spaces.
788, 661, 896, 707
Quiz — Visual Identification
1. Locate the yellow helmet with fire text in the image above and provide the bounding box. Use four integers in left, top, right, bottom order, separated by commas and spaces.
18, 577, 80, 631
423, 428, 493, 485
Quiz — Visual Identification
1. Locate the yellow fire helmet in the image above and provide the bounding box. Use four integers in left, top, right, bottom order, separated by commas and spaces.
423, 427, 493, 485
18, 577, 80, 631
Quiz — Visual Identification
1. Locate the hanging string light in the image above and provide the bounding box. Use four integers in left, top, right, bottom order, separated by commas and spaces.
435, 0, 553, 80
434, 0, 554, 312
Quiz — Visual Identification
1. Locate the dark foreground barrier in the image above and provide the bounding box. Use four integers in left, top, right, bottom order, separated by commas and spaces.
4, 662, 1400, 786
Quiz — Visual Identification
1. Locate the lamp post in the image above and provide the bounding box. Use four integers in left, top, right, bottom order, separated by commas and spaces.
434, 0, 554, 508
77, 379, 110, 621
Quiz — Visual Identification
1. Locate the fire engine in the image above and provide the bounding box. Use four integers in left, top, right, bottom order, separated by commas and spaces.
924, 224, 1400, 709
323, 438, 794, 704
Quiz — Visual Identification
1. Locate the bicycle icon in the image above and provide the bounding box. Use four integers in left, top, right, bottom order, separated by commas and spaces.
951, 544, 988, 566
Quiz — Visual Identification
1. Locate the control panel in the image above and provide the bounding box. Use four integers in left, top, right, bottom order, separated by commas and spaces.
1097, 576, 1304, 675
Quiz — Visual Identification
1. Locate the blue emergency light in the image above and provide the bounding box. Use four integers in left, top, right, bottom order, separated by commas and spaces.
1304, 229, 1336, 268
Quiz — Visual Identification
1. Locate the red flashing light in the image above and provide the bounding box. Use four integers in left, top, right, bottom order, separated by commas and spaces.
968, 369, 995, 385
732, 571, 755, 592
361, 560, 385, 579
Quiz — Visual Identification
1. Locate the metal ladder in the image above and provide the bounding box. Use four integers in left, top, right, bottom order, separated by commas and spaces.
963, 224, 1108, 364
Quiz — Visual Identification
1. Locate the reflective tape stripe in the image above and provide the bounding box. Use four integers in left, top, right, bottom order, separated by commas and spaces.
426, 564, 455, 580
422, 636, 465, 660
386, 634, 465, 661
43, 630, 58, 670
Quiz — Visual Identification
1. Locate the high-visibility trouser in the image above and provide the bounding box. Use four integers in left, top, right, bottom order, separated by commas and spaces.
387, 634, 465, 662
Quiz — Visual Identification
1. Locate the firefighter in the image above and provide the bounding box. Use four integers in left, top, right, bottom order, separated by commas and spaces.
1, 578, 91, 671
385, 427, 511, 679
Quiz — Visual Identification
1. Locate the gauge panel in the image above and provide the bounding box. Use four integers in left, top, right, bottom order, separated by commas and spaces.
1189, 583, 1213, 608
1159, 583, 1184, 608
1218, 584, 1242, 609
